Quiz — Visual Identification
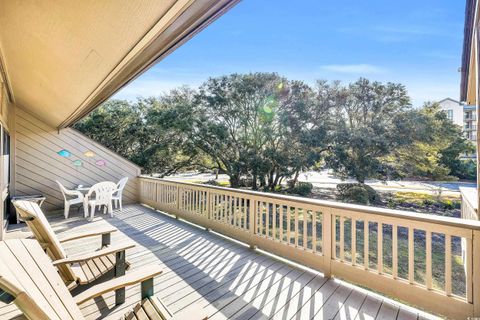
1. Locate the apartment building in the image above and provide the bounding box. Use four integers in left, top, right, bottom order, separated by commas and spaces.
438, 98, 476, 159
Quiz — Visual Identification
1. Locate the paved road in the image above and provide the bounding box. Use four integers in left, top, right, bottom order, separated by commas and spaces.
165, 170, 475, 195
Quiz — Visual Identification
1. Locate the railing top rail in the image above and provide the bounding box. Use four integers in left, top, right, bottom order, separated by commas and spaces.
139, 176, 480, 230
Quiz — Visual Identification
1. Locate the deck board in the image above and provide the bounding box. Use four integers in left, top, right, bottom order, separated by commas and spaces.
1, 204, 439, 320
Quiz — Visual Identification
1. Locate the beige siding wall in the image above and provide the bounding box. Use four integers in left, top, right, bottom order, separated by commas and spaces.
13, 107, 141, 211
0, 78, 13, 239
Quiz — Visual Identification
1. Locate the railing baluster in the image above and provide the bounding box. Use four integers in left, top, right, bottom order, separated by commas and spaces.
351, 218, 356, 265
303, 209, 308, 250
280, 205, 284, 242
378, 222, 383, 274
272, 204, 277, 240
166, 184, 169, 205
259, 202, 264, 235
233, 196, 237, 227
393, 225, 398, 279
237, 197, 241, 228
445, 234, 452, 296
466, 237, 473, 303
294, 207, 299, 247
408, 228, 414, 284
224, 195, 228, 224
426, 230, 432, 289
287, 206, 291, 245
249, 198, 256, 236
190, 189, 193, 212
364, 220, 369, 270
266, 202, 270, 237
340, 216, 345, 261
333, 215, 337, 260
312, 211, 316, 252
196, 190, 200, 213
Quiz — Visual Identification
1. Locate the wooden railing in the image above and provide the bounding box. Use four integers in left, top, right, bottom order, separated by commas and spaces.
461, 187, 479, 220
139, 177, 480, 319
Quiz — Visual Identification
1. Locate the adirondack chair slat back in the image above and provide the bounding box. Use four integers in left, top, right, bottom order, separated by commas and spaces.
0, 239, 85, 320
13, 200, 67, 258
12, 200, 77, 282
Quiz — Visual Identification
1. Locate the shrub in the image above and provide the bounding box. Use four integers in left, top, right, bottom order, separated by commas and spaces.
287, 182, 313, 196
440, 199, 460, 210
336, 183, 379, 204
338, 185, 369, 204
422, 199, 434, 206
239, 177, 253, 187
387, 198, 396, 209
203, 179, 220, 186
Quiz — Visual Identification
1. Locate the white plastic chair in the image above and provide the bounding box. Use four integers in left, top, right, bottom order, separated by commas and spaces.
83, 181, 117, 220
112, 177, 128, 212
56, 180, 84, 219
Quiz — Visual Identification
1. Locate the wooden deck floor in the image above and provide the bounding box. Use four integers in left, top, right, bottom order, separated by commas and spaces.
1, 204, 439, 320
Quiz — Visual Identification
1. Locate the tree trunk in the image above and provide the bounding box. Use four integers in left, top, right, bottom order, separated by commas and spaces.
291, 170, 300, 188
272, 171, 281, 190
229, 174, 241, 188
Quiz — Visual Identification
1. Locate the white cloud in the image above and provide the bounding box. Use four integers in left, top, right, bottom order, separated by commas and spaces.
320, 64, 387, 74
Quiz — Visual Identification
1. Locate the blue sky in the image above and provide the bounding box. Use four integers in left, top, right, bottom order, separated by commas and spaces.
114, 0, 465, 107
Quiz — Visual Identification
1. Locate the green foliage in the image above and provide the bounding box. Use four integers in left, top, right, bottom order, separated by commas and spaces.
74, 88, 200, 176
387, 102, 476, 181
337, 184, 369, 204
203, 179, 221, 186
336, 183, 379, 204
191, 73, 332, 189
286, 182, 313, 196
337, 183, 380, 204
325, 78, 412, 183
75, 75, 473, 187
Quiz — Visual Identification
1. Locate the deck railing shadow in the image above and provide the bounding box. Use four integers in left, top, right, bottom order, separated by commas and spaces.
37, 205, 420, 319
85, 204, 330, 319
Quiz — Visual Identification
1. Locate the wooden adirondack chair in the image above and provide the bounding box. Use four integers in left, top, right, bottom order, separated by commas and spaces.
12, 200, 133, 289
0, 239, 207, 320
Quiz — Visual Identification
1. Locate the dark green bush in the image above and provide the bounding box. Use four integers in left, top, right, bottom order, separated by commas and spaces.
336, 183, 379, 204
422, 199, 434, 206
287, 182, 313, 196
338, 185, 369, 204
439, 199, 460, 210
203, 179, 220, 186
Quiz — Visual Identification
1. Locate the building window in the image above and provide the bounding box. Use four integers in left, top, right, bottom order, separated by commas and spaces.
446, 110, 453, 120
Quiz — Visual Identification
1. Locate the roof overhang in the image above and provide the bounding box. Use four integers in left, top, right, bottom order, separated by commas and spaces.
461, 0, 478, 104
0, 0, 238, 128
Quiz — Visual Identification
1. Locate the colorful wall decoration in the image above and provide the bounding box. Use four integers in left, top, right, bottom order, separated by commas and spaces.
72, 160, 82, 167
57, 149, 107, 168
57, 149, 71, 157
95, 159, 107, 166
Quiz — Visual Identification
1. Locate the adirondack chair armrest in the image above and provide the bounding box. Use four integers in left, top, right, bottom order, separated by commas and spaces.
73, 265, 163, 305
52, 243, 135, 265
58, 227, 118, 243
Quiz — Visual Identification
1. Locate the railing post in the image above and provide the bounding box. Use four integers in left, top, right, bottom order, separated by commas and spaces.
473, 230, 480, 316
322, 210, 332, 278
249, 196, 257, 249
